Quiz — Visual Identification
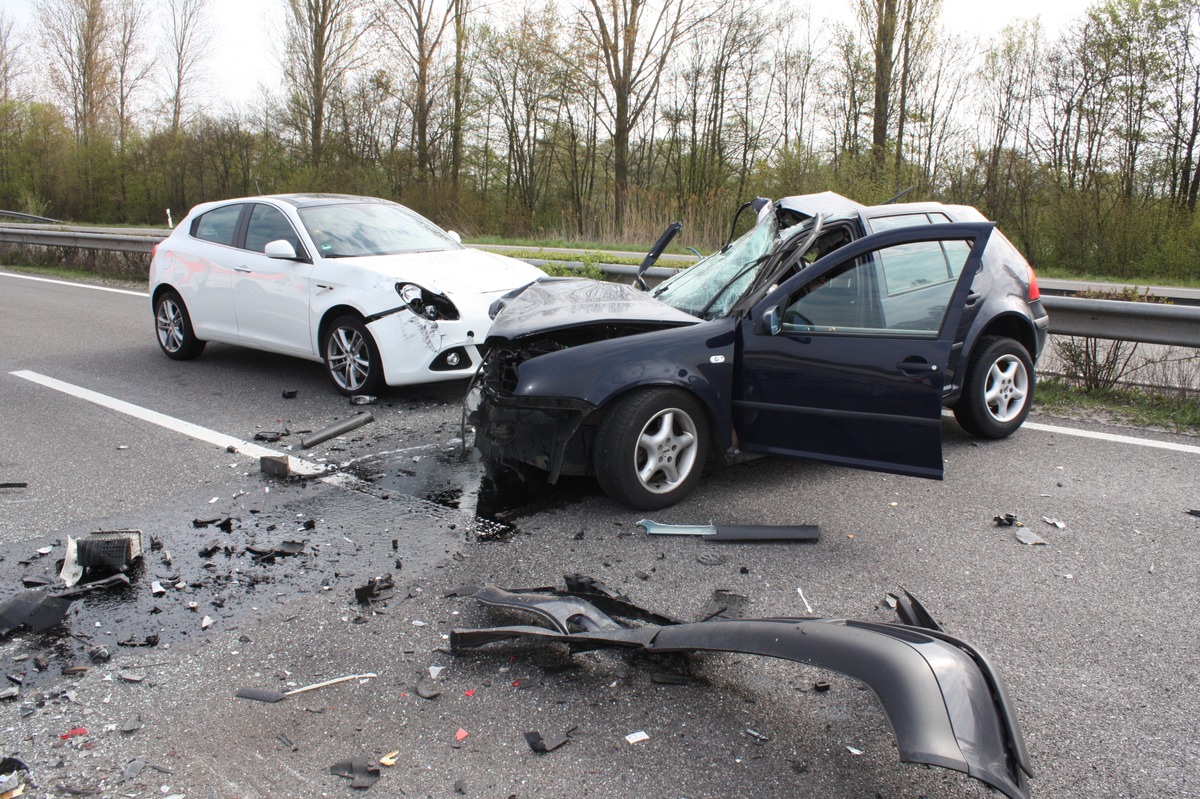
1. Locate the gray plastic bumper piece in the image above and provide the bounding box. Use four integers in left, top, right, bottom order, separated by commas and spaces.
452, 585, 1032, 799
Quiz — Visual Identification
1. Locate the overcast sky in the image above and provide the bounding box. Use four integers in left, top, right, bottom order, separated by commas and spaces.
6, 0, 1094, 110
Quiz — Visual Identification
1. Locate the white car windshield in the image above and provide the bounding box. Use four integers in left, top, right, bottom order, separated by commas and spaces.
652, 208, 814, 319
298, 202, 459, 258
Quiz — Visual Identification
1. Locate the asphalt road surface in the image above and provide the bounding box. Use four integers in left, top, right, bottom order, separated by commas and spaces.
1, 269, 1198, 799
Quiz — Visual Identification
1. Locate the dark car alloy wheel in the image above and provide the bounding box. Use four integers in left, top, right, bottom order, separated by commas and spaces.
154, 291, 205, 360
953, 336, 1034, 439
594, 387, 709, 510
323, 315, 384, 395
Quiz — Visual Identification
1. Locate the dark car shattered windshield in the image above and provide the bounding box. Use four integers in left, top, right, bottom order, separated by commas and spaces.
651, 208, 818, 319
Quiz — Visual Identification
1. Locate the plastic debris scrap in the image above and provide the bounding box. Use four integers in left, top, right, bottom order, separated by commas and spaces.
1042, 517, 1066, 529
455, 728, 469, 742
354, 575, 395, 605
59, 727, 87, 740
329, 757, 380, 789
524, 731, 570, 753
1014, 528, 1046, 546
379, 751, 400, 767
235, 673, 377, 703
847, 746, 864, 756
301, 412, 374, 449
993, 513, 1023, 527
119, 714, 144, 733
0, 590, 74, 636
625, 731, 650, 744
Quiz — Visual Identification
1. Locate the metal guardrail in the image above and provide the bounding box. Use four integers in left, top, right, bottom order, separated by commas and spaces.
2, 224, 1198, 347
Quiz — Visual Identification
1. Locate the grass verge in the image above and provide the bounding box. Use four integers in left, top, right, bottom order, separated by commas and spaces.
1035, 377, 1200, 433
0, 263, 146, 288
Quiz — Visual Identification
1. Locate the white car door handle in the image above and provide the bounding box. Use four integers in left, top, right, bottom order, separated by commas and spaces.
233, 265, 252, 273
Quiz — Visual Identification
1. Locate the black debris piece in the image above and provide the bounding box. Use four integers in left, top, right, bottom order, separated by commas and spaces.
444, 585, 481, 598
55, 784, 101, 796
282, 389, 298, 399
524, 730, 570, 753
454, 780, 466, 795
275, 540, 306, 557
638, 519, 820, 542
0, 483, 27, 489
701, 589, 748, 621
118, 634, 159, 648
276, 734, 295, 749
217, 517, 235, 533
77, 530, 142, 571
1188, 509, 1200, 518
58, 574, 130, 599
301, 412, 374, 449
813, 681, 832, 692
193, 517, 221, 528
254, 431, 285, 442
0, 590, 74, 636
329, 757, 380, 789
20, 575, 55, 588
888, 590, 944, 632
199, 540, 222, 558
354, 575, 394, 605
993, 513, 1023, 527
303, 519, 317, 530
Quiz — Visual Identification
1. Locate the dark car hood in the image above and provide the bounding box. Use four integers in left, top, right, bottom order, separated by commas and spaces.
487, 278, 700, 342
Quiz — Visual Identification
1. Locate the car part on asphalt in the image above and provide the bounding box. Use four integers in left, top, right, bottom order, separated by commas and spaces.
329, 757, 381, 789
637, 519, 820, 542
0, 591, 75, 636
0, 483, 27, 490
451, 578, 1032, 799
524, 730, 571, 753
301, 411, 375, 449
235, 672, 377, 703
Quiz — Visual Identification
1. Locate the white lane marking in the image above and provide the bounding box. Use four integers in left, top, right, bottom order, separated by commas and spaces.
10, 370, 325, 476
1024, 420, 1200, 455
0, 271, 149, 298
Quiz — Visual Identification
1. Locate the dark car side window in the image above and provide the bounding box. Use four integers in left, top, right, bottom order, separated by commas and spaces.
244, 204, 302, 255
782, 238, 972, 337
191, 204, 243, 246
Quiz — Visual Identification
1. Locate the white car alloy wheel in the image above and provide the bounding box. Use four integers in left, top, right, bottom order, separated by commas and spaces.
153, 291, 205, 360
323, 316, 383, 395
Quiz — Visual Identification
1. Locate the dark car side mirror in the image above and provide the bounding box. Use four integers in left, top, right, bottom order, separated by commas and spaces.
759, 306, 781, 335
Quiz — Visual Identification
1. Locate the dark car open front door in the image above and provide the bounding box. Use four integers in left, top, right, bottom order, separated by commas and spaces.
733, 222, 994, 478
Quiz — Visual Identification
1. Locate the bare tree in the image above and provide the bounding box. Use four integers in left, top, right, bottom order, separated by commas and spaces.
37, 0, 115, 142
0, 10, 23, 103
162, 0, 212, 133
375, 0, 456, 183
112, 0, 153, 150
576, 0, 706, 232
283, 0, 366, 170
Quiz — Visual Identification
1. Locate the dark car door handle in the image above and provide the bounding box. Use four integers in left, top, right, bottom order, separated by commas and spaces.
897, 361, 938, 373
965, 291, 982, 306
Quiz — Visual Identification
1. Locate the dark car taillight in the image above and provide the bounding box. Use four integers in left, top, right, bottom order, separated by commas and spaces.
1027, 266, 1041, 301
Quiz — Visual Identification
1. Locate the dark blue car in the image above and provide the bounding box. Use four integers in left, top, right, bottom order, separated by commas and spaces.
468, 196, 1050, 509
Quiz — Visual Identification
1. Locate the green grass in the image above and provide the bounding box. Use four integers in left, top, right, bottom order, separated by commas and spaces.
1035, 377, 1200, 432
0, 263, 146, 288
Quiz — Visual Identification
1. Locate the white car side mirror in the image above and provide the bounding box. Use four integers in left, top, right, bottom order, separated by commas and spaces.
264, 239, 298, 260
446, 230, 462, 244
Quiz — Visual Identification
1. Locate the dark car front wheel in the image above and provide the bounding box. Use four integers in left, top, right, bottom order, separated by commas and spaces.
953, 336, 1034, 439
593, 388, 708, 510
323, 315, 384, 396
154, 290, 205, 360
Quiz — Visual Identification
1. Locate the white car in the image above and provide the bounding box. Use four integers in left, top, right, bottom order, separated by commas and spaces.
149, 194, 545, 393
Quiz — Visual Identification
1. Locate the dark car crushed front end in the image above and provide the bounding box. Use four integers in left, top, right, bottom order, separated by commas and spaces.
467, 277, 711, 481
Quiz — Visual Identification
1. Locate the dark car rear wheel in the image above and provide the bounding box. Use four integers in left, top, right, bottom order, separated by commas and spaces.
323, 315, 384, 396
954, 336, 1034, 439
154, 290, 205, 360
593, 388, 708, 510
